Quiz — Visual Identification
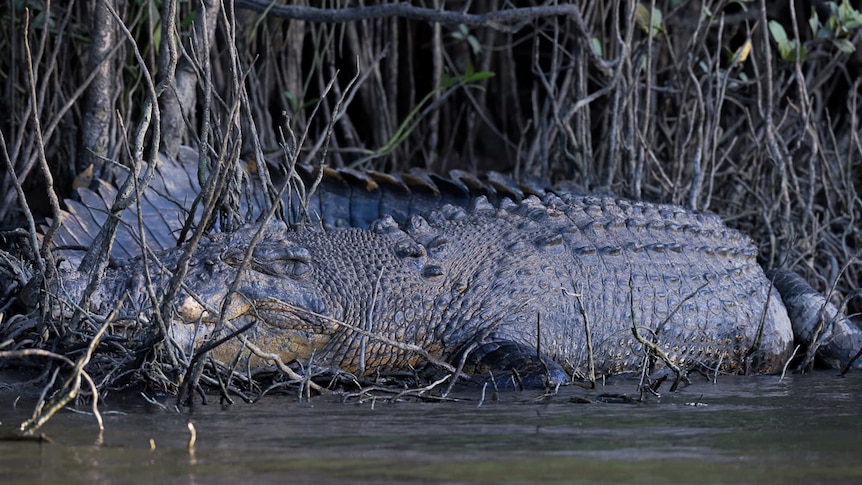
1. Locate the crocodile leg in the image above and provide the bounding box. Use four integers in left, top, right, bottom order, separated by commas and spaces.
463, 340, 570, 388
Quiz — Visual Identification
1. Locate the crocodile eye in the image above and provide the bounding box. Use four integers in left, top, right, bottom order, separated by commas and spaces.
222, 249, 246, 267
222, 245, 313, 280
266, 258, 313, 280
267, 246, 313, 280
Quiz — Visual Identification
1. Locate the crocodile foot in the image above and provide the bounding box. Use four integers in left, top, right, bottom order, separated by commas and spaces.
463, 340, 570, 389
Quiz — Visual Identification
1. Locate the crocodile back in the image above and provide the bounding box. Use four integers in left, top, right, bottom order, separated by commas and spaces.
49, 148, 541, 261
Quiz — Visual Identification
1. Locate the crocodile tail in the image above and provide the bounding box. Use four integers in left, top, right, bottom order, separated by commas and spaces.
50, 148, 206, 260
768, 270, 862, 371
50, 145, 560, 259
286, 164, 544, 230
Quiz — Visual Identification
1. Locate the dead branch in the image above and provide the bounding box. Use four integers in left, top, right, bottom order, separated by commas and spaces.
235, 2, 591, 34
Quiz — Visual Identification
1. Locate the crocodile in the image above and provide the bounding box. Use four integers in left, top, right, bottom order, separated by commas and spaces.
44, 190, 862, 386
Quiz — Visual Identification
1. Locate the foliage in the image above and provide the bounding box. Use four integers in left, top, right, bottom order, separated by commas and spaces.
770, 0, 862, 60
769, 20, 807, 61
809, 0, 862, 52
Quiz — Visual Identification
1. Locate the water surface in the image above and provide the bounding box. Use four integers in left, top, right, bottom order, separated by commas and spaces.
1, 371, 860, 484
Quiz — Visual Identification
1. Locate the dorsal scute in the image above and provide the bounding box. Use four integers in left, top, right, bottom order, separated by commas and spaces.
469, 195, 496, 215
406, 214, 432, 236
370, 190, 757, 263
371, 215, 403, 235
437, 203, 469, 222
498, 197, 518, 212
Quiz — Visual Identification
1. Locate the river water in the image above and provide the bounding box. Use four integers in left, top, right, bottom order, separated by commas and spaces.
1, 371, 860, 484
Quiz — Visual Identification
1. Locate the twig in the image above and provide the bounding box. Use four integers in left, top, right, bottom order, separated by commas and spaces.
392, 374, 451, 402
443, 342, 478, 398
562, 287, 595, 389
234, 2, 593, 36
780, 344, 801, 382
12, 302, 118, 434
361, 270, 385, 376
628, 274, 690, 392
23, 11, 60, 272
258, 297, 462, 376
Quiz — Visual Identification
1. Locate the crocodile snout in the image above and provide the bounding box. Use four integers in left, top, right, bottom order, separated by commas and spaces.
175, 288, 250, 324
176, 292, 209, 322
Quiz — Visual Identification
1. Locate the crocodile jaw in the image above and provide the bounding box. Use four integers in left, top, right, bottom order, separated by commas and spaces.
174, 287, 244, 323
172, 279, 343, 366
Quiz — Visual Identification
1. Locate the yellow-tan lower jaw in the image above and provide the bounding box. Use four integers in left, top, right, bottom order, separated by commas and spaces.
171, 288, 342, 369
167, 313, 333, 367
175, 294, 209, 322
175, 290, 251, 323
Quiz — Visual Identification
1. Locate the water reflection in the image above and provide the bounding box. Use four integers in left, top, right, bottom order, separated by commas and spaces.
1, 371, 860, 484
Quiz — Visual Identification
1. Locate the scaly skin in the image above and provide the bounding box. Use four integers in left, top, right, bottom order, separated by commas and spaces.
49, 147, 538, 261
173, 194, 803, 382
47, 193, 861, 384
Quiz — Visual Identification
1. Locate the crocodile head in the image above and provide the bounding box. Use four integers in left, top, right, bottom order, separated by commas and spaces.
174, 222, 346, 364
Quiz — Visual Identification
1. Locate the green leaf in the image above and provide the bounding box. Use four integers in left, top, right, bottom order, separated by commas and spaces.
781, 43, 807, 61
828, 12, 838, 32
635, 3, 665, 36
839, 0, 862, 23
809, 7, 822, 36
467, 35, 482, 55
845, 18, 862, 30
31, 9, 54, 30
833, 37, 856, 52
831, 0, 862, 33
464, 70, 495, 83
452, 24, 481, 55
153, 23, 162, 49
451, 24, 469, 40
768, 21, 806, 61
590, 37, 603, 57
768, 20, 790, 49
